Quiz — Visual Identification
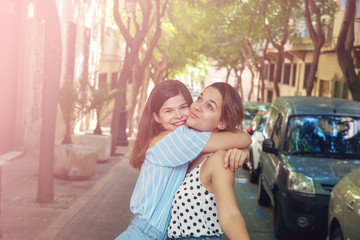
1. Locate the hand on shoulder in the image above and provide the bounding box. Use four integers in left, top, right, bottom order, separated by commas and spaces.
207, 150, 235, 176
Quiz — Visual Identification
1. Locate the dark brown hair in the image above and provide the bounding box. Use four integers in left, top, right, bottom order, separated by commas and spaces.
208, 82, 244, 131
130, 80, 193, 169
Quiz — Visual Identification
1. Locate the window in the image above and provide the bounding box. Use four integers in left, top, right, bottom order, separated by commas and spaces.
263, 64, 269, 81
111, 72, 118, 90
283, 64, 291, 85
269, 64, 275, 82
267, 90, 273, 103
334, 81, 341, 98
284, 115, 360, 155
292, 64, 297, 87
303, 63, 311, 89
319, 79, 330, 97
98, 73, 107, 89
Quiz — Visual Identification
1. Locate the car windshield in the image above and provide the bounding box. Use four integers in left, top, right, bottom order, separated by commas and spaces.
284, 115, 360, 158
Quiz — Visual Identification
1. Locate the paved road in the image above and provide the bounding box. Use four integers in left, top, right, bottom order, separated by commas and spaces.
231, 169, 276, 240
53, 158, 325, 240
53, 158, 138, 240
234, 168, 326, 240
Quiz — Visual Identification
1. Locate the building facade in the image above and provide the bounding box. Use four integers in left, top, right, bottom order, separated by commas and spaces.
0, 0, 115, 157
253, 0, 360, 103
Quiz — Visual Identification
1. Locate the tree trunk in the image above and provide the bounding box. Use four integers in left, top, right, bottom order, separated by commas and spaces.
110, 0, 153, 153
273, 48, 283, 97
234, 64, 245, 99
247, 64, 254, 102
305, 47, 321, 96
127, 59, 142, 138
304, 0, 325, 96
138, 66, 151, 119
225, 67, 231, 83
37, 0, 62, 204
263, 0, 291, 98
335, 0, 360, 101
260, 41, 269, 102
110, 46, 139, 153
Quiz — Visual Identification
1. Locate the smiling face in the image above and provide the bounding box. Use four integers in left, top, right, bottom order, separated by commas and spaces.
186, 86, 225, 132
153, 94, 190, 131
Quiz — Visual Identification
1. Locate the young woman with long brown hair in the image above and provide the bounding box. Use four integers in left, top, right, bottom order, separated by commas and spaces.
115, 80, 251, 240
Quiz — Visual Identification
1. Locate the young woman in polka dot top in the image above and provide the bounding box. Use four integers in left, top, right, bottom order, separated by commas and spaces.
168, 82, 251, 240
115, 80, 251, 240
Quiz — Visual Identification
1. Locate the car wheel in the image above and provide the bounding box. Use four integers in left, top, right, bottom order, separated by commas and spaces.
257, 173, 270, 206
249, 152, 259, 183
274, 191, 291, 239
331, 226, 344, 240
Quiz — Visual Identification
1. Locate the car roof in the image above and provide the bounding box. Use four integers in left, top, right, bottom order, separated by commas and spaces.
243, 102, 271, 106
243, 102, 271, 110
273, 96, 360, 117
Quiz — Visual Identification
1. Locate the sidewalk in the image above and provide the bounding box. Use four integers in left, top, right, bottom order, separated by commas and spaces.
0, 143, 136, 240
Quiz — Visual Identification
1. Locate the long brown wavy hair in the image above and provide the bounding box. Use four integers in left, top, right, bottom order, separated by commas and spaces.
208, 82, 244, 131
130, 80, 193, 169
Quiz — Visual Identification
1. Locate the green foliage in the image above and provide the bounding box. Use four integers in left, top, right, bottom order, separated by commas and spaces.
265, 0, 301, 42
58, 80, 83, 144
80, 78, 123, 135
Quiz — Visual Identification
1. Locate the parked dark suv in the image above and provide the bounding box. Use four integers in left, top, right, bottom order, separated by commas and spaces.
257, 96, 360, 239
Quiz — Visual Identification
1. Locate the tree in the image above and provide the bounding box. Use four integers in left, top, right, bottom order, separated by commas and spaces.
126, 0, 169, 138
304, 0, 336, 96
37, 0, 62, 204
336, 0, 360, 101
263, 0, 299, 97
111, 0, 155, 153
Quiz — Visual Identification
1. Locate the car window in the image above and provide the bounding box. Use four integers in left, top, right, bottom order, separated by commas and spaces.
251, 114, 261, 131
272, 115, 283, 149
258, 114, 268, 132
284, 115, 360, 157
264, 107, 278, 138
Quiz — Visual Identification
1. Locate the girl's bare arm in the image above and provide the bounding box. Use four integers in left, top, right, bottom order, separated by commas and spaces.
203, 130, 251, 153
209, 150, 251, 240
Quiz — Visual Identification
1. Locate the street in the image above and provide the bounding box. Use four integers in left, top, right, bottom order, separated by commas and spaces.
233, 168, 326, 240
231, 169, 275, 240
53, 157, 326, 240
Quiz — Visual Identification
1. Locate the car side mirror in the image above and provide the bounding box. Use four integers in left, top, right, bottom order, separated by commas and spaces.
262, 139, 277, 154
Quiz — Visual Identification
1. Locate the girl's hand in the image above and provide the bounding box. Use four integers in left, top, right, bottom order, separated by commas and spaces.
223, 148, 250, 171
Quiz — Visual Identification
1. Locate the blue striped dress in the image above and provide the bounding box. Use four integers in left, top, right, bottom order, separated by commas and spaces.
130, 125, 211, 234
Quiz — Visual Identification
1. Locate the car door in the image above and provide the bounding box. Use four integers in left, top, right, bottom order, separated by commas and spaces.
344, 179, 360, 239
261, 108, 282, 198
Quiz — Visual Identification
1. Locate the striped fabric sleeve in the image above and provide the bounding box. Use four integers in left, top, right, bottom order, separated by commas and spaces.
147, 126, 211, 167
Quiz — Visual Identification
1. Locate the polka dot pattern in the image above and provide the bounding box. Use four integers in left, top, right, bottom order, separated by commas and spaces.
167, 158, 223, 238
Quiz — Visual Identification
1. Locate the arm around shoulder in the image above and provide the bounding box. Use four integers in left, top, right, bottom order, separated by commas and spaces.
203, 130, 252, 153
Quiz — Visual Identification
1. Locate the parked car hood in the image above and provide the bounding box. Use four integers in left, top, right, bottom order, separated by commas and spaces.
284, 155, 360, 182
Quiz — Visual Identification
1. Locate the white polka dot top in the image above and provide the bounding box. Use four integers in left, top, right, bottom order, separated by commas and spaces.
167, 155, 223, 238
